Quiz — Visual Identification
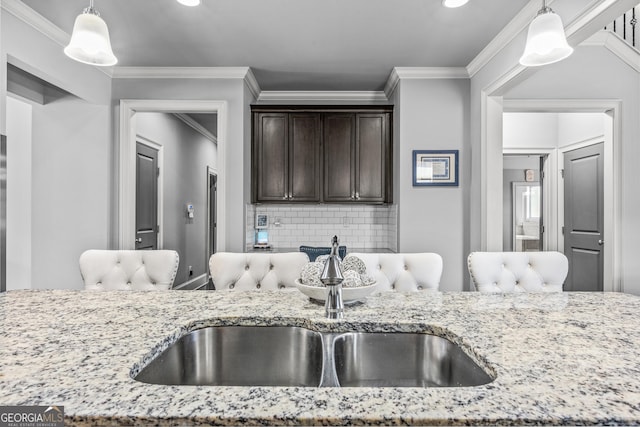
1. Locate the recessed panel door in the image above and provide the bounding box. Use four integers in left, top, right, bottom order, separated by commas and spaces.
289, 114, 321, 201
136, 142, 158, 250
323, 114, 355, 202
356, 114, 386, 202
563, 142, 604, 291
255, 113, 288, 201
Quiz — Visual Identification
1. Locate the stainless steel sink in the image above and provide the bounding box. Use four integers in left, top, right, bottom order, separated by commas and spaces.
134, 327, 493, 388
333, 332, 493, 387
135, 326, 323, 386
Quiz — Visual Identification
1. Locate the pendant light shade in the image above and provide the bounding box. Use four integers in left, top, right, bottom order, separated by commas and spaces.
442, 0, 469, 7
520, 3, 573, 67
177, 0, 201, 6
64, 2, 117, 67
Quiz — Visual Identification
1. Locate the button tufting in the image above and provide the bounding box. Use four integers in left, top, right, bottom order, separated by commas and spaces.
404, 265, 408, 270
256, 283, 261, 289
377, 265, 382, 270
278, 284, 285, 289
417, 285, 423, 290
245, 265, 250, 271
391, 284, 396, 289
229, 284, 235, 289
269, 264, 274, 270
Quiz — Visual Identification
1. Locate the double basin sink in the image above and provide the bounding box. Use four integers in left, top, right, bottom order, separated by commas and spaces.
134, 326, 493, 388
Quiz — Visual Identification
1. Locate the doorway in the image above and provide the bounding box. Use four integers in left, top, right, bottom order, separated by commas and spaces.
497, 103, 619, 292
503, 154, 545, 252
206, 168, 217, 265
118, 100, 227, 257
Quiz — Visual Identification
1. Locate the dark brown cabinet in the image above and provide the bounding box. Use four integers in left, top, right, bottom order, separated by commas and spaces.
323, 113, 390, 203
253, 112, 321, 202
252, 106, 392, 204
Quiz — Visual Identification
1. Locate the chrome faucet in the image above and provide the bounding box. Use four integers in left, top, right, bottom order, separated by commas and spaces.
320, 235, 344, 319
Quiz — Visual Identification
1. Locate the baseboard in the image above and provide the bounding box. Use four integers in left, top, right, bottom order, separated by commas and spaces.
173, 273, 208, 290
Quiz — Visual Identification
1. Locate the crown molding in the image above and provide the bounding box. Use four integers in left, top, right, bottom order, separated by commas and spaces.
174, 113, 218, 143
112, 66, 251, 79
243, 68, 262, 100
257, 91, 388, 103
466, 0, 551, 78
2, 0, 68, 46
383, 67, 469, 98
582, 30, 640, 72
384, 68, 401, 98
112, 67, 261, 96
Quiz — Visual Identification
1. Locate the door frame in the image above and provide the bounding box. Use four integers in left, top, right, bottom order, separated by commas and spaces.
119, 99, 227, 252
486, 98, 621, 292
205, 166, 217, 275
135, 135, 164, 249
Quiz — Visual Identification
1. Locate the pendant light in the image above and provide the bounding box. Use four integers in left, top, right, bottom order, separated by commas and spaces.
442, 0, 469, 8
519, 0, 573, 67
177, 0, 201, 5
64, 0, 117, 66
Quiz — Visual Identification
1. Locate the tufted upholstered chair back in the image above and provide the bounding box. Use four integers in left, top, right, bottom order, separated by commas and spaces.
209, 252, 309, 290
349, 253, 443, 292
467, 251, 568, 292
79, 250, 179, 290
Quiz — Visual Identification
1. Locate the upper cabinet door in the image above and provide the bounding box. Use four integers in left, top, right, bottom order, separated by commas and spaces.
355, 113, 388, 202
323, 114, 356, 202
254, 113, 288, 201
289, 114, 321, 202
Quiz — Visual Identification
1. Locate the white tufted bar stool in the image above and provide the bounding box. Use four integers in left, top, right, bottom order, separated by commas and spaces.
467, 251, 568, 292
209, 252, 309, 290
79, 250, 179, 291
349, 253, 443, 292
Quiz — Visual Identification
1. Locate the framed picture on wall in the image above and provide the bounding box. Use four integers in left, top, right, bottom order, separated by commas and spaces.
412, 150, 459, 186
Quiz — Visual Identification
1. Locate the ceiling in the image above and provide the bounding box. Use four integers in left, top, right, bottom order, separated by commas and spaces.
20, 0, 531, 91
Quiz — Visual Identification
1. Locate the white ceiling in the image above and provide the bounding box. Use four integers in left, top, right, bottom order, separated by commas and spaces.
20, 0, 531, 91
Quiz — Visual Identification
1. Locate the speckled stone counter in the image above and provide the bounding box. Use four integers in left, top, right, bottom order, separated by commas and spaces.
1, 290, 640, 425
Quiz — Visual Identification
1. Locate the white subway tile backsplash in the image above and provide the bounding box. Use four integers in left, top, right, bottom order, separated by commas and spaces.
246, 204, 397, 250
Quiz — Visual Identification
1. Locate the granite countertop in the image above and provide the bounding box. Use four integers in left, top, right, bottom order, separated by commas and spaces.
1, 290, 640, 425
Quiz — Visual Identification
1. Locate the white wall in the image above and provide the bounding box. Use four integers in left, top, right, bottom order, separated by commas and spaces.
5, 96, 32, 289
30, 97, 110, 289
503, 113, 558, 149
505, 46, 639, 294
393, 78, 469, 291
558, 113, 605, 147
2, 10, 112, 289
112, 78, 251, 253
136, 112, 217, 286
